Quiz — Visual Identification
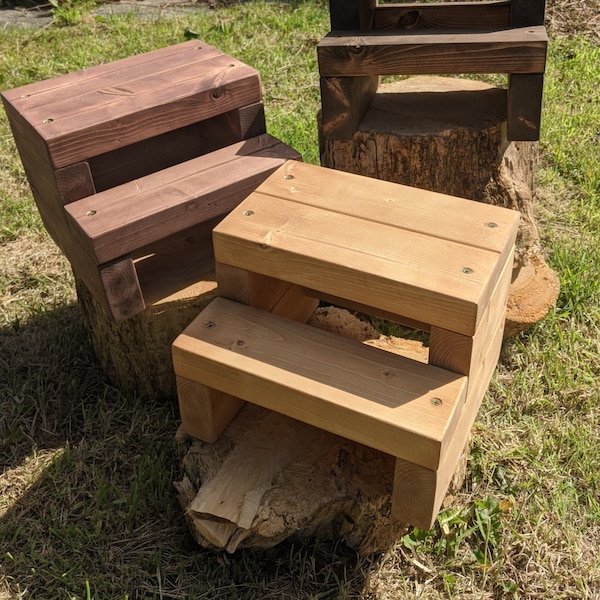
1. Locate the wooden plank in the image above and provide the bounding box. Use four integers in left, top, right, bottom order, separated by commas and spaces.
89, 102, 266, 192
213, 163, 519, 336
510, 0, 546, 26
507, 73, 545, 141
318, 26, 548, 76
253, 161, 519, 259
373, 2, 511, 30
320, 75, 380, 140
172, 297, 468, 470
65, 136, 300, 265
1, 41, 224, 107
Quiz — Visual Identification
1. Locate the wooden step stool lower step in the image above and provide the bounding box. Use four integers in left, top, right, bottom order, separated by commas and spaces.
173, 297, 470, 529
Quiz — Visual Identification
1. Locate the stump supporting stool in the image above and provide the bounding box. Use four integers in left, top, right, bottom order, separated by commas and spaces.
172, 161, 519, 529
2, 41, 300, 322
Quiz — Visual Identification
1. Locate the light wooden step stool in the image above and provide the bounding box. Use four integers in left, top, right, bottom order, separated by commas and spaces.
1, 41, 300, 322
318, 0, 547, 141
172, 160, 519, 529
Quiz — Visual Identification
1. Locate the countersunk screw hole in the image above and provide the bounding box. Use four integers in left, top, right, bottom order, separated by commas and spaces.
486, 222, 498, 229
204, 321, 215, 328
243, 210, 254, 217
284, 174, 294, 180
86, 210, 96, 217
431, 397, 442, 406
43, 118, 54, 123
462, 267, 473, 274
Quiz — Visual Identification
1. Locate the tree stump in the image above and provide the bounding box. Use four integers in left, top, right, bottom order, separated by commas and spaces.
75, 263, 218, 401
320, 76, 559, 337
174, 307, 468, 555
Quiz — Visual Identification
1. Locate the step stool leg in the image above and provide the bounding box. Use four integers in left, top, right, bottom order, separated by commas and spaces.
176, 376, 245, 442
507, 73, 545, 141
320, 76, 379, 140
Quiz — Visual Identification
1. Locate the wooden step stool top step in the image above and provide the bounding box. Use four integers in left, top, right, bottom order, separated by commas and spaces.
213, 160, 519, 337
1, 40, 263, 169
173, 296, 468, 471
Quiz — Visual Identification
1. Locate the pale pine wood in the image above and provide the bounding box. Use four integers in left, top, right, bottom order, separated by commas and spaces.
317, 26, 547, 77
65, 135, 300, 265
172, 297, 468, 471
176, 376, 245, 443
213, 162, 519, 336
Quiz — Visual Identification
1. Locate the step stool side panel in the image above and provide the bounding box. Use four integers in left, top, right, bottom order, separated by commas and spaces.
429, 248, 515, 380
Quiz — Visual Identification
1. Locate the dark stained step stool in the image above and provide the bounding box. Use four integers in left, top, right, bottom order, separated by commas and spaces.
2, 40, 300, 321
319, 0, 547, 141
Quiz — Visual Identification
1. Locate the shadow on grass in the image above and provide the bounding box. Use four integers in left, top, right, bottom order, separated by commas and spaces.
0, 302, 371, 598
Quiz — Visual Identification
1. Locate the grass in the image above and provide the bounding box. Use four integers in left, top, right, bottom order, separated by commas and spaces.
1, 1, 600, 598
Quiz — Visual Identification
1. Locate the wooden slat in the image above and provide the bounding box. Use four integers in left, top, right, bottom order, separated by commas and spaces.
373, 2, 511, 30
318, 26, 548, 76
65, 135, 300, 265
172, 297, 468, 470
213, 162, 519, 336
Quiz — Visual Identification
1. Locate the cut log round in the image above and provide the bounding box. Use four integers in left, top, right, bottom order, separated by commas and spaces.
174, 307, 467, 555
75, 271, 217, 401
320, 76, 559, 336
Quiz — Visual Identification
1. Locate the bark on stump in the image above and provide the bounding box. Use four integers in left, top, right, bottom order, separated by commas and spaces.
174, 307, 468, 555
75, 272, 218, 401
320, 76, 559, 337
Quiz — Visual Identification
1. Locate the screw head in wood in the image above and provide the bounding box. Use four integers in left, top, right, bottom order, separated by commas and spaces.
86, 210, 96, 217
431, 397, 442, 407
284, 174, 294, 180
486, 222, 498, 229
243, 210, 254, 217
204, 321, 215, 328
462, 267, 473, 274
